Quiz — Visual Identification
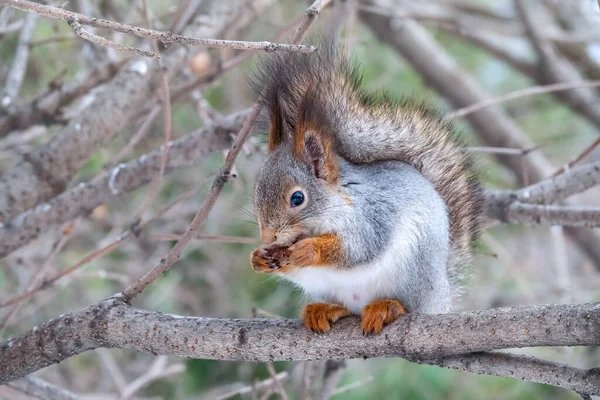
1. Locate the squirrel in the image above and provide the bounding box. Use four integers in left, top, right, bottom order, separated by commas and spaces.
248, 40, 484, 335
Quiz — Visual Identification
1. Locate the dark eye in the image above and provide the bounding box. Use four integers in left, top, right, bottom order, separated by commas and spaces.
290, 191, 305, 207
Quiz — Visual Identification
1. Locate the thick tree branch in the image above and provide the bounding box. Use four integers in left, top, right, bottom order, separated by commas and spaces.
0, 297, 598, 391
0, 0, 316, 54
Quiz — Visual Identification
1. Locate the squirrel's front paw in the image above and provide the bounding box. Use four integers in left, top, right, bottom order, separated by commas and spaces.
250, 245, 289, 273
285, 238, 316, 267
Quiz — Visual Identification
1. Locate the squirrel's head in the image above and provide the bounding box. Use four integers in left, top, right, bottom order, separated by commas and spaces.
253, 95, 342, 246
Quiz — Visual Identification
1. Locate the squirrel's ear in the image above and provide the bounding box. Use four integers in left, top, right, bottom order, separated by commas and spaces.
267, 92, 284, 152
294, 130, 339, 184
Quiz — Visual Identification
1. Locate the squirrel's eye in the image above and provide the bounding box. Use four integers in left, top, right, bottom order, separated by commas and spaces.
290, 191, 305, 207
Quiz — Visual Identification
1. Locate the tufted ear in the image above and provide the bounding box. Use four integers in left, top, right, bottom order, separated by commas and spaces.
267, 91, 284, 152
293, 129, 339, 184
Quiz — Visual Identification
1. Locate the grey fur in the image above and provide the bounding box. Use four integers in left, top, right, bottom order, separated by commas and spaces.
255, 149, 452, 313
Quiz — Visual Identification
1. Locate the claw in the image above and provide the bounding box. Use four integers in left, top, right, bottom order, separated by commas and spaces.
266, 262, 280, 269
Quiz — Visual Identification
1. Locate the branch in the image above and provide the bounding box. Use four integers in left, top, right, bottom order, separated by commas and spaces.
0, 0, 316, 54
359, 1, 553, 184
0, 0, 262, 225
67, 18, 159, 59
121, 0, 326, 301
422, 352, 600, 397
7, 376, 80, 400
515, 0, 600, 130
216, 372, 289, 400
0, 60, 122, 138
489, 161, 600, 206
2, 13, 38, 103
316, 360, 346, 400
486, 161, 600, 224
359, 1, 600, 268
0, 297, 598, 392
504, 203, 600, 228
0, 109, 250, 258
447, 80, 600, 119
293, 0, 333, 43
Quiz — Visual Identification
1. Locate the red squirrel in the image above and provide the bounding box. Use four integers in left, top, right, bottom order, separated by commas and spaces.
249, 40, 483, 335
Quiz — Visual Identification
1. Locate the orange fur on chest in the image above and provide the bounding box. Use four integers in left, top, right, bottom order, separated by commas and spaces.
308, 233, 344, 266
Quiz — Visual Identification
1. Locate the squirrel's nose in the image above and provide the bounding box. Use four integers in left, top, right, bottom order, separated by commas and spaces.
260, 228, 277, 244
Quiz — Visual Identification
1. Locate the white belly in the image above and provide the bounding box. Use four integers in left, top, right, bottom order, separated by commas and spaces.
283, 254, 399, 315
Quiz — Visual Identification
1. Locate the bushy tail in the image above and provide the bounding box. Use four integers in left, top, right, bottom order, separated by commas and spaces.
250, 39, 484, 283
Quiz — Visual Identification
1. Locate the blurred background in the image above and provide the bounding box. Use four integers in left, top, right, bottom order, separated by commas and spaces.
1, 0, 600, 398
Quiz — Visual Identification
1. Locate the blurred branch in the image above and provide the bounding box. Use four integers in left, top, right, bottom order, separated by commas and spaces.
265, 362, 289, 400
330, 376, 374, 396
0, 107, 250, 258
553, 138, 600, 177
134, 0, 172, 221
515, 0, 600, 129
121, 356, 185, 400
216, 372, 289, 400
447, 80, 600, 120
359, 2, 600, 268
489, 161, 600, 207
7, 376, 80, 400
0, 0, 270, 226
1, 13, 38, 105
0, 60, 123, 138
502, 204, 600, 228
422, 352, 600, 397
0, 297, 599, 395
0, 0, 316, 54
316, 360, 346, 400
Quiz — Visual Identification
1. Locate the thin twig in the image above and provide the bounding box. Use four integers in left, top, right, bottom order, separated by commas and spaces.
121, 0, 326, 302
148, 233, 258, 243
29, 33, 75, 47
330, 376, 374, 396
68, 19, 159, 59
0, 232, 129, 309
216, 372, 289, 400
465, 145, 545, 156
1, 0, 316, 53
553, 137, 600, 177
121, 104, 262, 301
317, 360, 346, 400
8, 376, 80, 400
447, 80, 600, 119
134, 0, 172, 220
265, 363, 289, 400
293, 0, 333, 42
121, 356, 185, 400
0, 221, 76, 333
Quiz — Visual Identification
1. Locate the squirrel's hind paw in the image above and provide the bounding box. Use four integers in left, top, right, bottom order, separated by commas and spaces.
302, 303, 351, 333
361, 299, 407, 336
